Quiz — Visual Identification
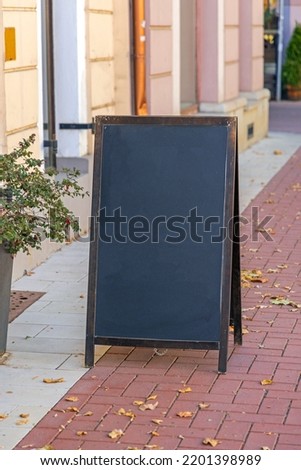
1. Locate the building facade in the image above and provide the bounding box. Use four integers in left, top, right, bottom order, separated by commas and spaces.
1, 0, 296, 278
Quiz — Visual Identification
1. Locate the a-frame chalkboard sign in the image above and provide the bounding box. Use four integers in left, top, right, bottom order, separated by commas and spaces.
85, 116, 242, 373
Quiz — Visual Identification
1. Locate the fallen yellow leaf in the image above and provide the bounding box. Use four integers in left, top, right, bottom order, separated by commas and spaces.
291, 183, 301, 192
176, 411, 193, 418
65, 396, 79, 402
151, 419, 163, 425
66, 407, 79, 413
261, 446, 270, 450
133, 400, 144, 406
277, 264, 288, 270
16, 418, 29, 425
84, 411, 93, 417
260, 379, 273, 386
0, 414, 8, 420
199, 402, 210, 410
19, 413, 29, 419
178, 386, 192, 394
76, 431, 87, 436
139, 401, 158, 411
43, 377, 65, 384
116, 408, 136, 421
147, 395, 158, 401
39, 445, 55, 450
273, 149, 283, 155
108, 429, 124, 439
270, 296, 301, 308
150, 431, 160, 437
202, 437, 221, 447
144, 444, 161, 449
241, 269, 268, 286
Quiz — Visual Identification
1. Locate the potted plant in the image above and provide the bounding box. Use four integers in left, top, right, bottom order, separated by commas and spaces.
0, 134, 88, 354
282, 23, 301, 100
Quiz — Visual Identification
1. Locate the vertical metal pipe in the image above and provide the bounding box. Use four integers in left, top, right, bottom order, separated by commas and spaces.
45, 0, 57, 167
132, 0, 147, 115
129, 0, 136, 115
276, 0, 284, 101
0, 2, 7, 154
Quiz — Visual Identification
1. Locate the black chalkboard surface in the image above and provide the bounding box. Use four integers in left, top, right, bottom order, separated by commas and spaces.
85, 116, 241, 372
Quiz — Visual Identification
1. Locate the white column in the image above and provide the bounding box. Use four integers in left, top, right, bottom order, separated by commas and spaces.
53, 0, 88, 157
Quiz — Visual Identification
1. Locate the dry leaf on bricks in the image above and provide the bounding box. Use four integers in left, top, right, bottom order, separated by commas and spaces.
199, 402, 210, 410
202, 437, 221, 447
146, 395, 158, 401
144, 444, 161, 450
176, 411, 194, 418
139, 402, 158, 411
270, 296, 300, 308
178, 386, 192, 394
116, 408, 136, 421
241, 270, 269, 285
260, 379, 273, 386
152, 419, 163, 425
65, 396, 79, 402
67, 407, 79, 412
108, 429, 124, 439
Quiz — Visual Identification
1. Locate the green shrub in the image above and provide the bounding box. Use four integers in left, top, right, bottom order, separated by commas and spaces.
282, 23, 301, 87
0, 135, 88, 255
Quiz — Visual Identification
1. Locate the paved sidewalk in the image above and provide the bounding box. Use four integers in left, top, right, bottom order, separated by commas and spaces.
13, 145, 301, 451
0, 102, 300, 450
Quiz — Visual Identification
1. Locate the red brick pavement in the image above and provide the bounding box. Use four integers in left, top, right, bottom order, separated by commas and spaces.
15, 148, 301, 451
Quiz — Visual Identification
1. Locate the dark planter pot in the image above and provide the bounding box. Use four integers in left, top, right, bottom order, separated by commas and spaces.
286, 85, 301, 101
0, 244, 13, 355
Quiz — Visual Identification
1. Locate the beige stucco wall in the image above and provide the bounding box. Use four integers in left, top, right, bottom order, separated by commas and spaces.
87, 0, 115, 127
86, 0, 131, 154
2, 0, 40, 155
145, 0, 174, 115
240, 0, 264, 92
113, 0, 131, 115
224, 0, 239, 101
198, 0, 269, 152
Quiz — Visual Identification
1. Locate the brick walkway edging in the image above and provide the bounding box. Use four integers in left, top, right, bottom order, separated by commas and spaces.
16, 148, 301, 450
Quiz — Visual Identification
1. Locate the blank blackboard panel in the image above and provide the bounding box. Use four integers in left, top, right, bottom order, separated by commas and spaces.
94, 120, 231, 343
85, 115, 240, 372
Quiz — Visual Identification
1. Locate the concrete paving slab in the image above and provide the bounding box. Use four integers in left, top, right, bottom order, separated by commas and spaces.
2, 351, 73, 370
12, 312, 85, 327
